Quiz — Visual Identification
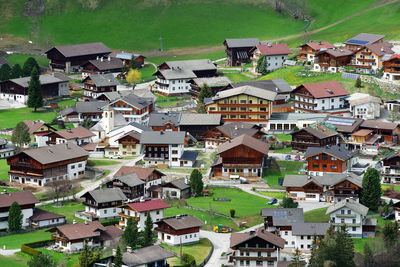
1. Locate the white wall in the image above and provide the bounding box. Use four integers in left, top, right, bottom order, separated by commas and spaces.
0, 93, 27, 104
67, 160, 87, 180
0, 207, 33, 230
351, 102, 380, 119
85, 206, 121, 220
330, 208, 363, 237
158, 231, 200, 246
157, 78, 191, 95
169, 144, 184, 167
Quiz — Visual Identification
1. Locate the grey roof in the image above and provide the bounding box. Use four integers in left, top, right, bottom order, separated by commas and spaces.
157, 214, 203, 230
326, 198, 369, 216
162, 178, 190, 190
119, 93, 153, 109
291, 223, 329, 236
140, 131, 185, 145
85, 74, 120, 87
60, 107, 76, 116
131, 89, 157, 102
180, 114, 222, 126
115, 52, 145, 60
344, 33, 385, 45
113, 173, 145, 187
9, 74, 68, 88
46, 42, 111, 58
283, 173, 363, 188
148, 112, 181, 127
180, 151, 198, 161
163, 59, 217, 72
270, 112, 327, 121
192, 76, 232, 88
128, 121, 152, 132
232, 79, 292, 94
224, 38, 260, 48
216, 122, 260, 138
212, 85, 277, 102
76, 101, 108, 113
52, 73, 72, 81
304, 144, 355, 161
84, 57, 123, 71
122, 245, 175, 266
156, 68, 196, 80
296, 124, 338, 139
260, 208, 304, 226
21, 143, 88, 164
83, 188, 127, 203
97, 91, 130, 102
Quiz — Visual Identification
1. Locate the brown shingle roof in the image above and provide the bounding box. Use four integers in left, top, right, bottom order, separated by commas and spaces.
364, 42, 394, 57
319, 48, 353, 57
304, 41, 335, 51
217, 134, 269, 155
0, 191, 39, 208
98, 225, 123, 241
30, 208, 65, 222
21, 143, 88, 165
52, 221, 106, 240
297, 81, 350, 99
114, 166, 164, 180
230, 228, 285, 249
156, 215, 203, 230
361, 120, 399, 130
55, 126, 95, 140
24, 120, 45, 134
85, 57, 123, 71
298, 124, 338, 139
46, 42, 111, 58
351, 129, 373, 137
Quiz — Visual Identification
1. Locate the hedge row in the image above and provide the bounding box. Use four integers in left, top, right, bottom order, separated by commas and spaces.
173, 253, 196, 267
21, 239, 54, 256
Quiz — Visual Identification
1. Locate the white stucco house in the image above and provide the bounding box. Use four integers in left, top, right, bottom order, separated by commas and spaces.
347, 93, 381, 119
250, 43, 291, 74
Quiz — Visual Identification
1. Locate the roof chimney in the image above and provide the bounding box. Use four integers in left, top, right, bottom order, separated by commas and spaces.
127, 246, 132, 253
108, 56, 111, 62
101, 57, 104, 62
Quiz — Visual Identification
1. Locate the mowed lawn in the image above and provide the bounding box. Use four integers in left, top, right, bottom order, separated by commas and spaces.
0, 252, 30, 267
37, 248, 80, 267
140, 64, 156, 81
0, 228, 51, 249
304, 207, 330, 223
6, 54, 49, 68
87, 159, 121, 166
186, 187, 275, 226
0, 159, 9, 182
40, 201, 85, 223
257, 191, 286, 200
162, 238, 212, 266
264, 160, 303, 188
0, 107, 56, 129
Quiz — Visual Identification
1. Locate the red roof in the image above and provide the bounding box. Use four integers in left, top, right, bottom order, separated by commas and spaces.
389, 54, 400, 61
24, 120, 45, 134
298, 81, 350, 99
127, 199, 170, 212
255, 44, 291, 56
305, 41, 334, 50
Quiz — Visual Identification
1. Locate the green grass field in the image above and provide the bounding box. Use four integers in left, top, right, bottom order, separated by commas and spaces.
87, 159, 121, 166
140, 64, 156, 81
264, 160, 303, 188
257, 191, 286, 199
303, 207, 330, 223
381, 184, 400, 192
0, 107, 56, 129
0, 186, 21, 193
275, 134, 292, 141
0, 228, 51, 249
0, 252, 30, 267
161, 238, 212, 266
56, 99, 78, 109
40, 201, 85, 223
37, 248, 80, 267
221, 72, 253, 83
0, 159, 9, 182
6, 54, 49, 68
273, 147, 293, 154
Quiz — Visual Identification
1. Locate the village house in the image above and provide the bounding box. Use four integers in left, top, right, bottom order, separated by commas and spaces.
140, 131, 185, 168
313, 48, 353, 73
348, 129, 379, 151
190, 76, 232, 95
148, 112, 181, 131
160, 178, 191, 199
326, 198, 376, 238
292, 81, 350, 114
105, 173, 145, 200
158, 59, 217, 78
7, 143, 88, 186
205, 85, 277, 125
381, 152, 400, 184
30, 208, 66, 228
179, 151, 198, 168
81, 56, 123, 77
359, 120, 400, 145
48, 221, 123, 252
291, 123, 339, 152
347, 93, 381, 119
23, 120, 57, 147
304, 144, 355, 176
0, 137, 15, 158
344, 33, 385, 52
115, 52, 146, 68
223, 38, 260, 66
283, 172, 362, 203
266, 113, 327, 133
323, 116, 363, 140
250, 43, 291, 74
155, 214, 203, 246
348, 42, 394, 74
47, 126, 95, 146
59, 101, 108, 123
204, 122, 263, 149
82, 74, 120, 99
179, 113, 223, 141
114, 131, 141, 157
78, 188, 127, 221
45, 42, 112, 73
393, 201, 400, 222
118, 199, 170, 231
211, 134, 269, 181
0, 73, 71, 104
383, 54, 400, 81
229, 228, 285, 267
297, 41, 335, 63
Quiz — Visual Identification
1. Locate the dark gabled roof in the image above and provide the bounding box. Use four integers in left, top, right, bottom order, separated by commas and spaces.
9, 74, 69, 88
212, 85, 277, 101
155, 69, 196, 80
148, 112, 181, 127
326, 198, 368, 216
180, 151, 198, 161
112, 173, 145, 187
295, 124, 338, 139
324, 116, 364, 133
50, 221, 106, 241
215, 122, 261, 138
180, 114, 222, 126
110, 93, 152, 110
232, 79, 292, 94
128, 121, 152, 132
156, 214, 203, 230
291, 223, 329, 236
382, 152, 400, 161
116, 131, 141, 142
30, 208, 65, 222
344, 33, 385, 46
304, 144, 354, 161
0, 191, 39, 208
260, 208, 304, 226
46, 42, 111, 58
122, 245, 175, 266
318, 48, 353, 57
217, 134, 269, 155
162, 59, 217, 72
84, 57, 123, 71
230, 228, 285, 249
75, 101, 108, 114
82, 188, 127, 203
224, 38, 260, 48
140, 131, 185, 145
161, 178, 190, 190
83, 74, 120, 87
283, 173, 362, 188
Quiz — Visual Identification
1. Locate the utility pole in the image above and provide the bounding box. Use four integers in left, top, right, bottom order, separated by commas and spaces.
159, 36, 163, 52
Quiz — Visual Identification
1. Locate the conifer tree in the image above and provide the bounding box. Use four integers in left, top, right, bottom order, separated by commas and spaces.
361, 168, 381, 211
8, 201, 23, 231
0, 63, 11, 81
190, 169, 203, 196
22, 57, 39, 77
142, 212, 154, 247
27, 66, 43, 112
113, 246, 123, 267
122, 217, 139, 249
10, 64, 23, 79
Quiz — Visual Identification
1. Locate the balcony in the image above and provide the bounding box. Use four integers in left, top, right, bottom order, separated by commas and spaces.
293, 99, 317, 106
336, 213, 356, 218
331, 222, 360, 227
155, 80, 169, 87
75, 211, 98, 221
209, 110, 268, 115
218, 103, 269, 107
361, 51, 372, 55
348, 64, 372, 69
357, 58, 375, 63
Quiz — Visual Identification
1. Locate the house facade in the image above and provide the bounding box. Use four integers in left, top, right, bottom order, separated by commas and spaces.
0, 137, 15, 159
82, 74, 120, 99
381, 152, 400, 184
297, 41, 335, 63
348, 42, 394, 74
161, 178, 191, 199
81, 57, 123, 77
179, 113, 223, 141
47, 126, 95, 146
313, 48, 353, 73
383, 54, 400, 81
224, 38, 260, 66
291, 124, 338, 152
105, 94, 152, 124
250, 43, 291, 74
360, 120, 400, 145
348, 94, 381, 119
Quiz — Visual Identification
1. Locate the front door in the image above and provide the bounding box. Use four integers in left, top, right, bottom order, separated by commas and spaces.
21, 177, 25, 184
38, 180, 42, 186
180, 161, 183, 167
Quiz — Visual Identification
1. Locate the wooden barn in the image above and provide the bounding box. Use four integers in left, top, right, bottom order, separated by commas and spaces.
223, 38, 260, 66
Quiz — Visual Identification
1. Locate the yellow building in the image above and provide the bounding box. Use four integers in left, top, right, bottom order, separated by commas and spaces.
205, 85, 277, 125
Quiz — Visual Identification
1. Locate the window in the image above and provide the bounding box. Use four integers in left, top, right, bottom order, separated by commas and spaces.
220, 107, 227, 111
322, 154, 328, 160
71, 165, 75, 169
352, 219, 356, 224
331, 157, 337, 161
341, 210, 345, 214
323, 164, 327, 169
312, 164, 319, 168
352, 227, 357, 231
347, 210, 351, 214
104, 210, 107, 214
331, 165, 338, 169
240, 100, 246, 104
313, 156, 319, 160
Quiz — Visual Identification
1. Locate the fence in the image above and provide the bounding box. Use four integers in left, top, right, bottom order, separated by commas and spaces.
196, 239, 214, 267
183, 205, 239, 227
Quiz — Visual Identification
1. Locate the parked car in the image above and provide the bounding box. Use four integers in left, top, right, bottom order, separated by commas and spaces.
294, 155, 301, 161
383, 213, 395, 220
268, 198, 278, 205
285, 155, 291, 160
110, 155, 122, 159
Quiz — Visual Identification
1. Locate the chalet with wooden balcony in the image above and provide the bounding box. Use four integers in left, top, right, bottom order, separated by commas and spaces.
211, 134, 269, 181
118, 199, 170, 231
304, 144, 355, 176
82, 74, 120, 99
23, 120, 57, 147
313, 48, 353, 73
78, 188, 127, 221
383, 54, 400, 81
7, 143, 88, 186
105, 173, 145, 200
344, 33, 385, 52
291, 123, 339, 152
81, 56, 123, 77
381, 152, 400, 184
180, 113, 223, 141
48, 221, 123, 252
229, 228, 285, 267
115, 52, 146, 68
283, 172, 362, 203
348, 42, 394, 74
224, 38, 260, 66
359, 120, 400, 145
326, 198, 376, 238
348, 129, 379, 150
148, 112, 181, 131
205, 85, 276, 125
59, 101, 108, 123
45, 42, 112, 73
292, 81, 350, 114
114, 131, 141, 157
249, 43, 291, 74
113, 166, 165, 198
47, 126, 95, 146
155, 214, 203, 246
297, 41, 335, 63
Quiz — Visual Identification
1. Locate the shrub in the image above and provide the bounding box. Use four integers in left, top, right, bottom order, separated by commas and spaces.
181, 253, 196, 266
21, 244, 41, 256
230, 209, 235, 218
21, 239, 54, 256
